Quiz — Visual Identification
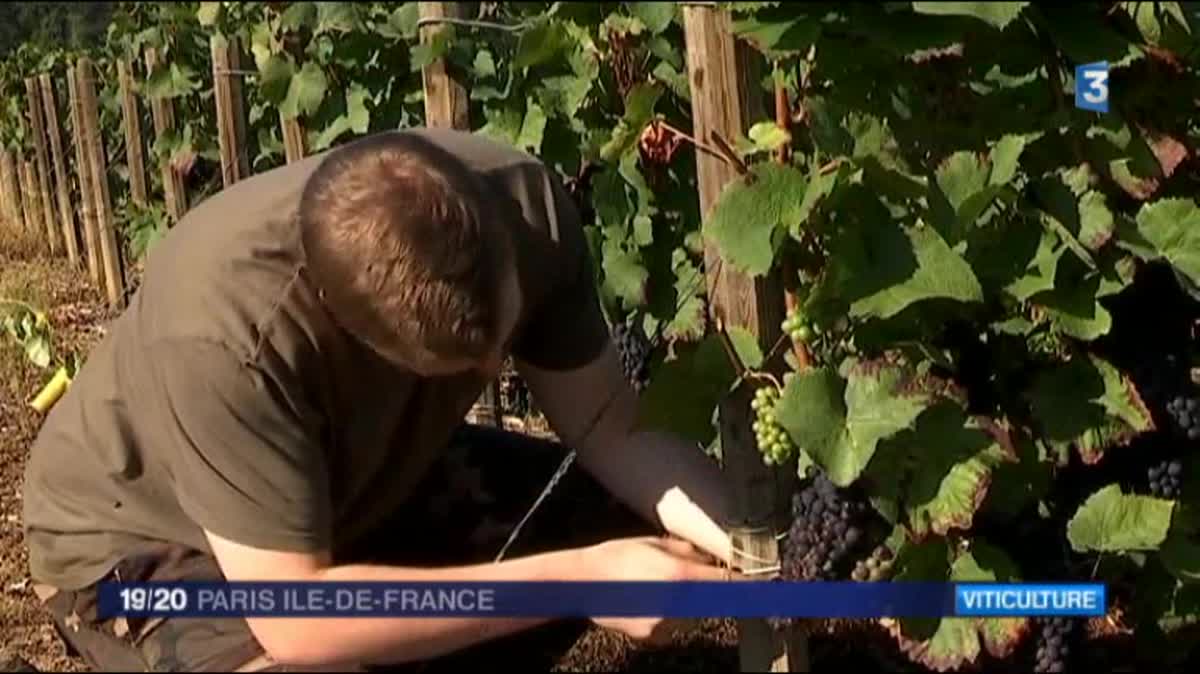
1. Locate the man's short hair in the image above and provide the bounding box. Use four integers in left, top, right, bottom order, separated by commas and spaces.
299, 133, 511, 370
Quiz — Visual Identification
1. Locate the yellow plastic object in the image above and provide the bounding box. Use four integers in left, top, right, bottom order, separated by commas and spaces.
30, 366, 70, 414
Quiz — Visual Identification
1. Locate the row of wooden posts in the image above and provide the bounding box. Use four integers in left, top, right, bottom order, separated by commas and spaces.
0, 4, 807, 669
0, 36, 314, 309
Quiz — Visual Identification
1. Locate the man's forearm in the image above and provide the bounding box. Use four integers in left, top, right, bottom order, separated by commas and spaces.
576, 429, 733, 562
253, 548, 587, 666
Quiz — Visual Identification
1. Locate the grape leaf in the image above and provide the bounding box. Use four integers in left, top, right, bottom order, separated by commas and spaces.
196, 2, 222, 26
601, 239, 649, 307
952, 544, 1029, 659
145, 62, 200, 100
775, 360, 939, 486
24, 334, 51, 369
515, 18, 572, 70
988, 134, 1037, 187
279, 62, 327, 120
1129, 198, 1200, 287
346, 84, 370, 133
517, 100, 547, 153
1001, 226, 1063, 301
932, 152, 993, 245
478, 105, 524, 147
316, 2, 360, 34
900, 405, 1017, 538
747, 121, 792, 153
389, 3, 420, 40
280, 2, 317, 32
726, 326, 764, 371
843, 224, 984, 320
628, 2, 676, 34
1067, 484, 1175, 552
1078, 190, 1115, 250
912, 2, 1028, 28
638, 334, 736, 446
1027, 354, 1154, 464
891, 542, 1027, 670
732, 15, 821, 55
704, 163, 807, 277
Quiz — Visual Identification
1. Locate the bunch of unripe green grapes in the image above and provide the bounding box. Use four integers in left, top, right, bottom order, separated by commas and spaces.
752, 386, 794, 465
782, 308, 814, 343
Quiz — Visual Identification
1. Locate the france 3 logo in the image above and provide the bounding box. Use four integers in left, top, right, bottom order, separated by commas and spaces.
1075, 61, 1109, 113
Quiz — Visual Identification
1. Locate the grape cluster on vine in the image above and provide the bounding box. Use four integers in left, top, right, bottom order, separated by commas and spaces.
612, 322, 651, 393
1033, 616, 1081, 673
752, 386, 794, 465
1166, 394, 1200, 441
781, 308, 813, 344
1148, 458, 1183, 499
780, 471, 878, 581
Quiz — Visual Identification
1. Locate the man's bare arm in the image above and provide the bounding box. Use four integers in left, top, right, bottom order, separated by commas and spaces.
516, 341, 734, 564
204, 530, 726, 667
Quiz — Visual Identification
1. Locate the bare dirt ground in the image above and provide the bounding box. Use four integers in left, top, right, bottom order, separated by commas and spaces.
0, 228, 1193, 673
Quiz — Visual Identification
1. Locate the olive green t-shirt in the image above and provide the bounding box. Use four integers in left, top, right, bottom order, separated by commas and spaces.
22, 129, 610, 590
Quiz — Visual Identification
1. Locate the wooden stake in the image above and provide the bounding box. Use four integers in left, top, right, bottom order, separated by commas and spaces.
419, 1, 502, 426
68, 63, 102, 284
76, 58, 125, 307
117, 56, 149, 206
682, 5, 807, 672
144, 47, 188, 220
21, 160, 48, 251
419, 2, 471, 130
280, 114, 306, 164
26, 77, 62, 257
212, 34, 250, 186
39, 74, 82, 267
0, 151, 19, 228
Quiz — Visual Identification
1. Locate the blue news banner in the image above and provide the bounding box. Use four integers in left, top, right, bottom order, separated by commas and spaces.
97, 581, 1106, 620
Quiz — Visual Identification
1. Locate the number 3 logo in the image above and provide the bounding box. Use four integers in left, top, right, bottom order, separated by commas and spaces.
1075, 62, 1109, 113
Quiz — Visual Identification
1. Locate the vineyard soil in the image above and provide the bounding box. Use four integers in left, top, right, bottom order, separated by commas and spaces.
0, 248, 1188, 673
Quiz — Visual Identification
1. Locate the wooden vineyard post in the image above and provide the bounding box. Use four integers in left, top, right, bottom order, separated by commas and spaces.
682, 5, 809, 672
418, 1, 501, 427
419, 2, 471, 131
20, 160, 46, 250
280, 115, 306, 164
40, 74, 82, 267
211, 34, 250, 187
26, 77, 62, 257
117, 56, 149, 206
69, 63, 103, 284
0, 152, 20, 229
144, 47, 188, 220
76, 58, 126, 308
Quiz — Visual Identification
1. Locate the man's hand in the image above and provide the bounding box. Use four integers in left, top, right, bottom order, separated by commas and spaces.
203, 530, 730, 666
579, 537, 730, 643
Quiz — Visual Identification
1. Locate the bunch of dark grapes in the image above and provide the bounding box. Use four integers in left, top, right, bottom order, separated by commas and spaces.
752, 385, 795, 465
1167, 394, 1200, 441
1129, 354, 1200, 442
1148, 457, 1184, 499
1033, 616, 1081, 672
780, 471, 876, 581
612, 322, 651, 393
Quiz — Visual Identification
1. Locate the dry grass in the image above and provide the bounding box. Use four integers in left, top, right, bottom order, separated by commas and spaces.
0, 224, 48, 265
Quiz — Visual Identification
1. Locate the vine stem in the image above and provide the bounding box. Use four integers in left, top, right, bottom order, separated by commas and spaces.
415, 16, 530, 33
655, 119, 747, 175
